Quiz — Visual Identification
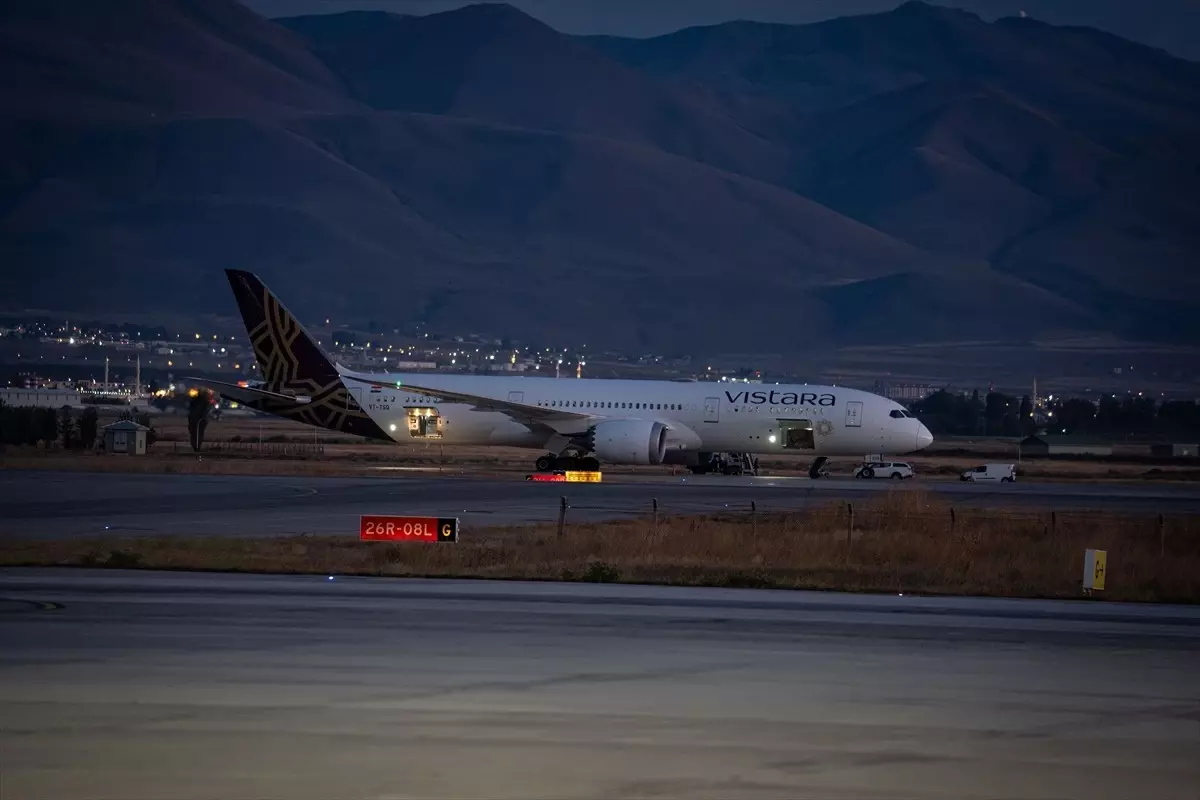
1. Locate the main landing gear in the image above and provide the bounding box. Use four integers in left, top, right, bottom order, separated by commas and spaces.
687, 453, 758, 476
809, 456, 831, 479
534, 453, 601, 472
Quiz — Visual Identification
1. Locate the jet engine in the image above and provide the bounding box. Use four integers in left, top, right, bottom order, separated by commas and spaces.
589, 419, 669, 465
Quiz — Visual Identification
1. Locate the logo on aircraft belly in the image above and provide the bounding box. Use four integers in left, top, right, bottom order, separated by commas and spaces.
816, 419, 834, 437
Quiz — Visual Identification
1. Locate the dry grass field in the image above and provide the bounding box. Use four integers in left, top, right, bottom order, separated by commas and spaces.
3, 490, 1196, 603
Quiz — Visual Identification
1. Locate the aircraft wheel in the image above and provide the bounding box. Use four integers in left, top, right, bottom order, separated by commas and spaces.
535, 455, 555, 472
579, 457, 600, 471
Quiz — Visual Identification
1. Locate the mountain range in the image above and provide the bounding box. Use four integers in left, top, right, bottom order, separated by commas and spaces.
2, 0, 1198, 354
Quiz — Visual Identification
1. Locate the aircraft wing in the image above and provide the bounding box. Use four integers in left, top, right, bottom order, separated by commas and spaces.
344, 375, 595, 427
187, 378, 311, 407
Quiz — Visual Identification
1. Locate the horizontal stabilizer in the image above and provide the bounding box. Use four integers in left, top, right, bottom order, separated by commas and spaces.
186, 378, 311, 407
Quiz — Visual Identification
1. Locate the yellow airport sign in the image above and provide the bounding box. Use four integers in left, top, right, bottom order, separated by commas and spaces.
1083, 548, 1107, 592
565, 471, 602, 483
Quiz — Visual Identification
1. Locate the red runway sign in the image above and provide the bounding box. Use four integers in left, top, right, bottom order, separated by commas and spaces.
360, 515, 458, 542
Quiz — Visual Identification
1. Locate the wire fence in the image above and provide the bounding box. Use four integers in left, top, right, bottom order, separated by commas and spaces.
539, 494, 1197, 557
168, 441, 326, 458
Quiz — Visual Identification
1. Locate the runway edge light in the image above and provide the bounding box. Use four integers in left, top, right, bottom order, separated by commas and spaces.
1082, 548, 1107, 594
360, 515, 459, 543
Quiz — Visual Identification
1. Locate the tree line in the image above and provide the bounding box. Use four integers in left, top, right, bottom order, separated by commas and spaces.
0, 400, 156, 450
910, 390, 1200, 439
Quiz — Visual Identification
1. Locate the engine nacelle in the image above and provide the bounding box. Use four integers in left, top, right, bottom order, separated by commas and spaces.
590, 419, 669, 465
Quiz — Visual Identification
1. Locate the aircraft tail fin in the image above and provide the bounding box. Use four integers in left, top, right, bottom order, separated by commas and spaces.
220, 269, 390, 441
224, 269, 340, 389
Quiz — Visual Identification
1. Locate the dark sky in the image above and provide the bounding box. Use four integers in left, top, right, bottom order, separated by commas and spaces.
241, 0, 1200, 60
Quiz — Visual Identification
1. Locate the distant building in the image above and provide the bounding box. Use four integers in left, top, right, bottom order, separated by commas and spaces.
1019, 435, 1113, 457
102, 420, 150, 455
0, 387, 83, 408
874, 381, 936, 402
1150, 444, 1199, 459
388, 361, 437, 370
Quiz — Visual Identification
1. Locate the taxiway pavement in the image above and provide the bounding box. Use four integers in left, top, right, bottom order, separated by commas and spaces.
1, 568, 1197, 800
2, 469, 1200, 540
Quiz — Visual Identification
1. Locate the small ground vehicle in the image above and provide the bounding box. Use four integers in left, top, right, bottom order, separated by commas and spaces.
960, 463, 1017, 483
854, 461, 914, 480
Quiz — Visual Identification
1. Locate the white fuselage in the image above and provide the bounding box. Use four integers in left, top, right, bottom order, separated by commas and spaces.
341, 372, 932, 462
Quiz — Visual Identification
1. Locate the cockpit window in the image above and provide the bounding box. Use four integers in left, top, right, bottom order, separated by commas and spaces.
890, 410, 905, 418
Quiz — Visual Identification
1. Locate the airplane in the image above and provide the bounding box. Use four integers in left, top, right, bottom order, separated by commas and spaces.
189, 269, 933, 477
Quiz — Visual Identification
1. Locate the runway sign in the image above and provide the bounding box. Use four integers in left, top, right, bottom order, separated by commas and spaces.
526, 473, 566, 482
360, 515, 458, 542
566, 471, 602, 482
1083, 548, 1106, 591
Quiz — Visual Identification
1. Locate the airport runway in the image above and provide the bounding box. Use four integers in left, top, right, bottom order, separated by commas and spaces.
2, 469, 1200, 539
1, 568, 1197, 800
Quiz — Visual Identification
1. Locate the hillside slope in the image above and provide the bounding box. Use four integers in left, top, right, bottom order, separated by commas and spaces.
0, 0, 356, 119
588, 2, 1200, 333
2, 0, 1198, 351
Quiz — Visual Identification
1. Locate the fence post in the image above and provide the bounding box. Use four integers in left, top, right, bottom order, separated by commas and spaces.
751, 500, 757, 538
652, 497, 659, 533
846, 502, 854, 548
950, 507, 956, 533
557, 496, 568, 539
1159, 513, 1165, 558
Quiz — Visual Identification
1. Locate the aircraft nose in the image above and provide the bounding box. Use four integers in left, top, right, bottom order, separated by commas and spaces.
915, 423, 934, 451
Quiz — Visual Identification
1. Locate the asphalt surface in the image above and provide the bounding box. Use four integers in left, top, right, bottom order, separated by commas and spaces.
1, 568, 1197, 800
1, 469, 1199, 539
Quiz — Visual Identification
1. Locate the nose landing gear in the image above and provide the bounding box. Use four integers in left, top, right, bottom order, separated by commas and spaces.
809, 456, 830, 479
